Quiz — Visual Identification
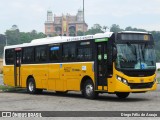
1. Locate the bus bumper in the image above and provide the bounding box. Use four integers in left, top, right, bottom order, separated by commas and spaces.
114, 80, 157, 93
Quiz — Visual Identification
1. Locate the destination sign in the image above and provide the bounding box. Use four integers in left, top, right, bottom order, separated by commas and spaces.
120, 34, 151, 41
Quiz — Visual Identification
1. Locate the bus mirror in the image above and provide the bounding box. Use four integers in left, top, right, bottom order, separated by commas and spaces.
113, 46, 117, 61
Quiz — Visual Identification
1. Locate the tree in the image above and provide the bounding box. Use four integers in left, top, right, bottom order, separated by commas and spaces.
125, 26, 146, 32
103, 26, 108, 32
86, 24, 103, 35
110, 24, 123, 32
5, 29, 20, 45
5, 28, 46, 45
125, 26, 133, 31
77, 31, 84, 36
0, 34, 6, 58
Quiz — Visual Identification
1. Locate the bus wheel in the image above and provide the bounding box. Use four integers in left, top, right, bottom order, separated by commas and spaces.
116, 92, 130, 99
83, 80, 97, 99
27, 78, 41, 94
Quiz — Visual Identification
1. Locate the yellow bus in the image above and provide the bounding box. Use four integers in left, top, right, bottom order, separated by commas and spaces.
3, 31, 157, 99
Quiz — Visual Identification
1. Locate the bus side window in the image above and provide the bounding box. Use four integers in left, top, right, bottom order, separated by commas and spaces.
35, 46, 47, 63
49, 46, 60, 62
77, 48, 83, 60
22, 47, 34, 63
77, 47, 92, 61
63, 43, 76, 61
5, 49, 14, 65
85, 48, 92, 60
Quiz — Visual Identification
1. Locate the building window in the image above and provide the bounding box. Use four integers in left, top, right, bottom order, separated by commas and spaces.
78, 25, 82, 31
47, 27, 51, 32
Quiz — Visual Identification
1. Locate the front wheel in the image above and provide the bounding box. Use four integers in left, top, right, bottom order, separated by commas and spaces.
82, 80, 98, 99
116, 92, 130, 99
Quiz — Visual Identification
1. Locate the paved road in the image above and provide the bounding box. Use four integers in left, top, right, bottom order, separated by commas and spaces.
0, 84, 160, 111
0, 76, 160, 119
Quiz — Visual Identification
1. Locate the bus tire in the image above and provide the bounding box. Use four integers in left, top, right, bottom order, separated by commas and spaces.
27, 78, 38, 94
83, 80, 97, 99
116, 92, 130, 99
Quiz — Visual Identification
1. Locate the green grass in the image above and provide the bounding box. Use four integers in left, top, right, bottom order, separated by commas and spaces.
0, 85, 24, 92
157, 78, 160, 84
157, 71, 160, 84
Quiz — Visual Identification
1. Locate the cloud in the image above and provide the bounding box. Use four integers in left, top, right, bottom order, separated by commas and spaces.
136, 24, 160, 31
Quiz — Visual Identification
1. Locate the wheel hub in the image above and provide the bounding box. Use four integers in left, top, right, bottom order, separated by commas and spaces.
86, 84, 93, 96
29, 82, 34, 92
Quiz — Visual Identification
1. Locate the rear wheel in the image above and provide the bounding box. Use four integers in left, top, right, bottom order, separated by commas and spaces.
82, 80, 98, 99
116, 92, 130, 99
27, 78, 43, 94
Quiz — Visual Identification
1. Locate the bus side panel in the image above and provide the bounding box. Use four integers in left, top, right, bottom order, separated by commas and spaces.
33, 65, 48, 89
21, 64, 48, 89
61, 63, 80, 91
47, 64, 60, 90
21, 65, 29, 87
61, 62, 94, 91
3, 66, 15, 86
21, 65, 35, 88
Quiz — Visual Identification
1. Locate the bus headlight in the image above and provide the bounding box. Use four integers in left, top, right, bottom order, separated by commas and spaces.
117, 76, 122, 81
123, 79, 128, 85
116, 75, 128, 85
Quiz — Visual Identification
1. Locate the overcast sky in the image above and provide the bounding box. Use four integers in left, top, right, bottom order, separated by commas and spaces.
0, 0, 160, 34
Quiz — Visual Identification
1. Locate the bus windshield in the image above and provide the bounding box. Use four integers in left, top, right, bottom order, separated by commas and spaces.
116, 43, 156, 70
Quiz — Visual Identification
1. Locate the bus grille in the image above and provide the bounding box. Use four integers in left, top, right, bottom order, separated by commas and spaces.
128, 82, 154, 89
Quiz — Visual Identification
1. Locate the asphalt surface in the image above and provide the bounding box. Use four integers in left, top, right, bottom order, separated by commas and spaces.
0, 75, 160, 119
0, 86, 160, 120
0, 85, 160, 110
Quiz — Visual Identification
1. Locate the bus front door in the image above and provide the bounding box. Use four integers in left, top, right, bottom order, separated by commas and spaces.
95, 42, 108, 90
14, 49, 22, 87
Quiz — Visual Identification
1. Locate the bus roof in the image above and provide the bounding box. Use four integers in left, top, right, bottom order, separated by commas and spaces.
4, 31, 151, 49
4, 32, 113, 49
119, 31, 150, 34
